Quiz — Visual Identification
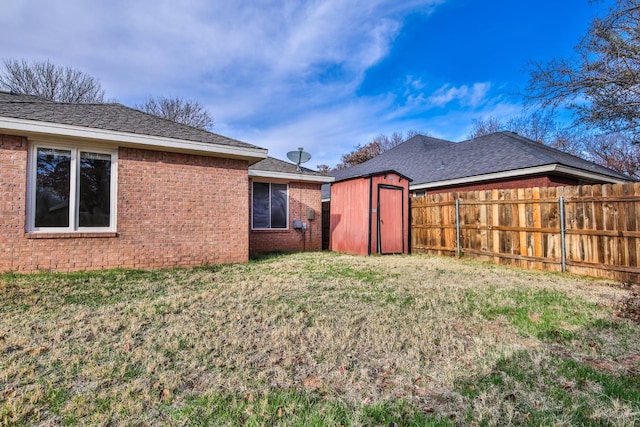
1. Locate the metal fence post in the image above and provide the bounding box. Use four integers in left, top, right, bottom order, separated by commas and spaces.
456, 199, 461, 258
559, 196, 566, 272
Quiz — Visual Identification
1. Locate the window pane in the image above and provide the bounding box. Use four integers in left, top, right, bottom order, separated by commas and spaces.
252, 182, 270, 228
79, 152, 112, 227
35, 148, 71, 227
270, 184, 287, 228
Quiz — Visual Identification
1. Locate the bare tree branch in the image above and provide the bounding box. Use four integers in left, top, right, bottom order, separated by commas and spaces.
335, 131, 422, 169
0, 59, 105, 103
468, 116, 503, 139
135, 96, 214, 130
525, 0, 640, 136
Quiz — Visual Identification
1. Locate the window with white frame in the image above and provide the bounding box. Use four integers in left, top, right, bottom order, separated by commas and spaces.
29, 144, 117, 232
252, 182, 288, 229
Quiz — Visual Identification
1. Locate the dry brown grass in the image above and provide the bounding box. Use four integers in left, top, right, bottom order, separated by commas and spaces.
1, 252, 638, 425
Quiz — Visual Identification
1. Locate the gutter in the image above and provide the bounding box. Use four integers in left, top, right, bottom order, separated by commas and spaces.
249, 170, 335, 183
0, 116, 268, 164
410, 164, 631, 191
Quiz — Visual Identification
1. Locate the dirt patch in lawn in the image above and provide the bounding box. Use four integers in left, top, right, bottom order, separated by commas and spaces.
613, 290, 640, 322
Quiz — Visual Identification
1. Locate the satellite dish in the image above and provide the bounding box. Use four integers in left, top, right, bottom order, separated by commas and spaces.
286, 147, 312, 171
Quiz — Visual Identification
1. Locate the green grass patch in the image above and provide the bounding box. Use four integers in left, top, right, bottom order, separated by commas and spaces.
2, 252, 638, 426
457, 350, 640, 426
170, 389, 451, 426
466, 287, 600, 341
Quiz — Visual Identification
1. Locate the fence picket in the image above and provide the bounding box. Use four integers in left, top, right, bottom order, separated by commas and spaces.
411, 182, 640, 283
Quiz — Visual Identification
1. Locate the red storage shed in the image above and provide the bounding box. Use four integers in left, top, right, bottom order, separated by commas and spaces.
329, 170, 411, 255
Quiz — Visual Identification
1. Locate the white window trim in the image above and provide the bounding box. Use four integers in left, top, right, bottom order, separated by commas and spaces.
27, 141, 118, 233
251, 181, 289, 230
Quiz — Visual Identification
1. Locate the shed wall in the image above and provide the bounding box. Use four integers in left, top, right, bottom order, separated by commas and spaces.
329, 172, 410, 255
329, 177, 370, 255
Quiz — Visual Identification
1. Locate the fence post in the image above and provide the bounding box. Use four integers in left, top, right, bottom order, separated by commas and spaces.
455, 199, 461, 258
559, 196, 566, 272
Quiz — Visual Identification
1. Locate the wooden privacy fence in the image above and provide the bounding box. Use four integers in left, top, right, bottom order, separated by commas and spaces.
411, 183, 640, 284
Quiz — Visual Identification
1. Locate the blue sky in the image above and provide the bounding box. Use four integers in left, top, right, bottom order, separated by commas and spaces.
1, 0, 613, 168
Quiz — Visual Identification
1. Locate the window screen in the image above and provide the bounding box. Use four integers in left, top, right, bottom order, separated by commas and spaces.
252, 182, 288, 229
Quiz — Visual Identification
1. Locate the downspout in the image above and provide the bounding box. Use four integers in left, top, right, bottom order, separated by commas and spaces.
456, 199, 461, 258
559, 196, 566, 272
377, 185, 382, 254
408, 194, 412, 255
402, 187, 405, 254
368, 176, 373, 255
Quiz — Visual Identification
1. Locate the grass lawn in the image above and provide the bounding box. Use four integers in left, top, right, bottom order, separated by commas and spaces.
1, 252, 639, 426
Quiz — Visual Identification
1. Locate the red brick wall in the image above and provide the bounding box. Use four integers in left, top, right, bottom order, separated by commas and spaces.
249, 180, 323, 255
0, 135, 28, 272
1, 134, 250, 273
417, 174, 579, 195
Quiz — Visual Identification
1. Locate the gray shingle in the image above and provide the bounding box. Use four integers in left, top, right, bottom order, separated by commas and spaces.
250, 156, 327, 177
345, 132, 631, 183
322, 131, 634, 199
0, 91, 261, 150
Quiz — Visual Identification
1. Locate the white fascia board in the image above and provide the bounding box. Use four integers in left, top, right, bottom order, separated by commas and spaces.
553, 165, 630, 184
249, 169, 335, 183
410, 164, 629, 191
0, 116, 268, 161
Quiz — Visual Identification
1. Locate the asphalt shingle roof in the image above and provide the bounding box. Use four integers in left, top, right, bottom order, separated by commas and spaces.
250, 156, 328, 177
322, 132, 634, 199
0, 90, 261, 150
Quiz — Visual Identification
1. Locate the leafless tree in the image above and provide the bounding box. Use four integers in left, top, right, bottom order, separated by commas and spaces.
135, 96, 214, 130
0, 59, 105, 103
582, 132, 640, 179
467, 116, 503, 139
506, 111, 558, 143
468, 111, 558, 144
335, 140, 384, 170
469, 112, 579, 147
468, 112, 638, 178
526, 0, 640, 136
335, 130, 421, 169
316, 164, 332, 175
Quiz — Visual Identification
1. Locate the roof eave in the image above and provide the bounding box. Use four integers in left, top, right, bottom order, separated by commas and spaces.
410, 164, 631, 191
0, 116, 268, 163
249, 169, 335, 183
333, 169, 413, 184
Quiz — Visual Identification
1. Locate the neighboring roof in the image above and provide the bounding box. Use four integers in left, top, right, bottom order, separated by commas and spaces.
322, 131, 634, 199
321, 135, 453, 199
250, 156, 334, 183
0, 90, 267, 162
412, 131, 633, 188
329, 135, 454, 183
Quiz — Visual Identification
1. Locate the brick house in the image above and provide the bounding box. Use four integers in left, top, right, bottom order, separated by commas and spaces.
249, 157, 333, 256
0, 91, 331, 273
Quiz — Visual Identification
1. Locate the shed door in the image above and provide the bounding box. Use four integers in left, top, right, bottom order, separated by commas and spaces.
378, 186, 404, 254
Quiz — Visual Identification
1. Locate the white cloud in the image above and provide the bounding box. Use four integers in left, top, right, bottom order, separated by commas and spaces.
3, 0, 529, 168
226, 94, 399, 167
426, 82, 492, 108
